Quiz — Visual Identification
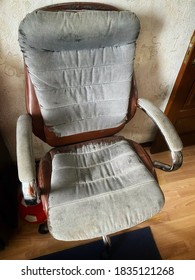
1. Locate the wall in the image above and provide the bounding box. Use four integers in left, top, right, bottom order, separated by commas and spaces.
0, 0, 195, 160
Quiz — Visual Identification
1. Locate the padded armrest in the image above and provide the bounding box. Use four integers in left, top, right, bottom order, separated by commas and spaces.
137, 98, 183, 171
16, 114, 40, 205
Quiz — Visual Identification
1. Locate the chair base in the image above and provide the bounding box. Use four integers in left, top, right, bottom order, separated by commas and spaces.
38, 222, 49, 234
34, 227, 161, 260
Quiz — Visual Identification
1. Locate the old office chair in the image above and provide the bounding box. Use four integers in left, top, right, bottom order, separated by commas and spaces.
16, 3, 183, 242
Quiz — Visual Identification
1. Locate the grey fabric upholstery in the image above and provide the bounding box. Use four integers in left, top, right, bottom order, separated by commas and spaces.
16, 114, 39, 204
18, 10, 140, 137
19, 10, 140, 51
16, 114, 35, 182
48, 137, 164, 241
137, 98, 183, 152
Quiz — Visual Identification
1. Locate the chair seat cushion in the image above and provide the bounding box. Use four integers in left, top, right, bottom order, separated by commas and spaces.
46, 137, 164, 241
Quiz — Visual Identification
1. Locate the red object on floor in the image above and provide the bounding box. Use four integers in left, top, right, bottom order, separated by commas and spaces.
19, 195, 47, 224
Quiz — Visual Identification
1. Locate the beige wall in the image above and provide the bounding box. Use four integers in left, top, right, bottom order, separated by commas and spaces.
0, 0, 195, 161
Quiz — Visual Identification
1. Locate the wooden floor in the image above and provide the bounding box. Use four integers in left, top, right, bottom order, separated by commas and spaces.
0, 144, 195, 260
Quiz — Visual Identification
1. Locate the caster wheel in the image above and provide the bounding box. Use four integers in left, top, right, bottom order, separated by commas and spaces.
38, 222, 49, 234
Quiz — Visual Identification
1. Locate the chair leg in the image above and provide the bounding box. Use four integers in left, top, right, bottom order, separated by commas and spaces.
101, 235, 112, 259
38, 221, 49, 234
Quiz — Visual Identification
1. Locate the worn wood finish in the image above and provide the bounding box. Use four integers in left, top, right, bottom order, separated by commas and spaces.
0, 144, 195, 260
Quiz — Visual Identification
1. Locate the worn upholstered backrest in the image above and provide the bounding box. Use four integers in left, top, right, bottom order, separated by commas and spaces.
18, 4, 140, 146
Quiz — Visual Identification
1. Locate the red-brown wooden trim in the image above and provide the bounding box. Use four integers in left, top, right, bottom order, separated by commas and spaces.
39, 2, 119, 12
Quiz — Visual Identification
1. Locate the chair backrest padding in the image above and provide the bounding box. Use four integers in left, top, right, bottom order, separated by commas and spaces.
18, 10, 140, 141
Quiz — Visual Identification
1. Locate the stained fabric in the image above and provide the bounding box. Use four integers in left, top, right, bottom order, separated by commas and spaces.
48, 138, 164, 241
18, 10, 140, 137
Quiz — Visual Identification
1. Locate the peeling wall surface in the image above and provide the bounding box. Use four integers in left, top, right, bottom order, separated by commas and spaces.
0, 0, 195, 160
